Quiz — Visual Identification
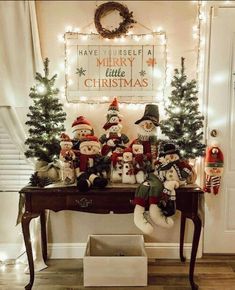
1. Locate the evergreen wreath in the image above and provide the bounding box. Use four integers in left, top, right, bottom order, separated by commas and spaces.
94, 1, 135, 39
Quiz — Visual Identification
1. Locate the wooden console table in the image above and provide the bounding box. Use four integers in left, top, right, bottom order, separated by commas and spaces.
20, 184, 204, 290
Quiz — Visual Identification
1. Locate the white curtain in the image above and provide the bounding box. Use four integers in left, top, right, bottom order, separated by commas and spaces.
0, 1, 47, 272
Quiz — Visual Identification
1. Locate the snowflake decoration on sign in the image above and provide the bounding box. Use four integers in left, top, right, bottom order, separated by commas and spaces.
146, 58, 157, 67
139, 70, 146, 77
76, 67, 86, 77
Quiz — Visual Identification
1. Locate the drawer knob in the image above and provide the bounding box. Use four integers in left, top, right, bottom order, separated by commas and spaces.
75, 197, 92, 208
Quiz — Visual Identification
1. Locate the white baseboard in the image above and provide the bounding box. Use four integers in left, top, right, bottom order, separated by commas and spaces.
48, 242, 202, 259
0, 242, 202, 261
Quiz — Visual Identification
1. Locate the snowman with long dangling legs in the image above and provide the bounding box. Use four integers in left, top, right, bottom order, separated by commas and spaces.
132, 104, 171, 234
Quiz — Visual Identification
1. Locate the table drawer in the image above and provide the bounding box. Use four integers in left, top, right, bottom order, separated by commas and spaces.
31, 194, 67, 212
66, 194, 134, 213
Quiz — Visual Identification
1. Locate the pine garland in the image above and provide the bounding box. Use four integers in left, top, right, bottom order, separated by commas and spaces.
24, 58, 66, 163
160, 57, 206, 159
29, 172, 52, 187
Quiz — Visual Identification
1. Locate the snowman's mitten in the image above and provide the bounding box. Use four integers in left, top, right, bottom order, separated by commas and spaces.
92, 175, 108, 188
158, 199, 176, 217
164, 180, 180, 191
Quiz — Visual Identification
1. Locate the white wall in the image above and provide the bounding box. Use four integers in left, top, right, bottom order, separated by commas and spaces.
0, 192, 23, 260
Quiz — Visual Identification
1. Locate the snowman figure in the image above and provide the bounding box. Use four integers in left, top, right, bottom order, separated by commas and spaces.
110, 150, 123, 183
99, 122, 129, 157
122, 148, 136, 184
59, 133, 76, 185
132, 143, 151, 184
130, 104, 160, 168
76, 135, 109, 192
204, 144, 224, 194
157, 143, 192, 217
71, 116, 94, 149
71, 116, 94, 176
106, 97, 123, 119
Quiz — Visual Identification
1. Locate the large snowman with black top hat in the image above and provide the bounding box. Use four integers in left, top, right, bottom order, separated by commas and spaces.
130, 104, 160, 167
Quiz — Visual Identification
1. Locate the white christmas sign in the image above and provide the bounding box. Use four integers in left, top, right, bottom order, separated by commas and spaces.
65, 33, 166, 102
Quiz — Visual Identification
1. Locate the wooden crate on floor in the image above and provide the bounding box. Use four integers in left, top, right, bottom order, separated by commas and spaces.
83, 235, 148, 287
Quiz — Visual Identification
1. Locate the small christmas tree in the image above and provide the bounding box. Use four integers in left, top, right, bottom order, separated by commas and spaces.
160, 57, 205, 159
25, 58, 66, 163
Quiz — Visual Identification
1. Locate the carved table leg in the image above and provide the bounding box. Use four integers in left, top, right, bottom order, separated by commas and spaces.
180, 212, 186, 262
22, 212, 39, 290
40, 211, 47, 262
189, 215, 202, 290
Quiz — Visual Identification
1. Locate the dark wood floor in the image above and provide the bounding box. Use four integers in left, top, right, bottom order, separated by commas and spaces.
0, 255, 235, 290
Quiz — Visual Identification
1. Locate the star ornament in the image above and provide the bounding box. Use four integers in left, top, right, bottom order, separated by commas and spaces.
139, 70, 146, 77
146, 58, 157, 67
76, 67, 86, 77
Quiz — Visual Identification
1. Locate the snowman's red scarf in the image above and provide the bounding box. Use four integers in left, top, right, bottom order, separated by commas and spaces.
79, 154, 97, 172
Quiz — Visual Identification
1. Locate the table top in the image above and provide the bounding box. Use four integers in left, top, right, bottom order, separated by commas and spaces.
20, 183, 204, 195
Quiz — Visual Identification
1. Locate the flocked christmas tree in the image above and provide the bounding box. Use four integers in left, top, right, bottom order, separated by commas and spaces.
160, 57, 205, 159
25, 58, 66, 163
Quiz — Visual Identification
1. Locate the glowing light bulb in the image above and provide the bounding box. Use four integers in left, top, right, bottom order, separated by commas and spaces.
74, 27, 80, 32
102, 96, 109, 101
80, 96, 87, 101
145, 34, 152, 41
192, 25, 198, 32
200, 37, 206, 46
57, 34, 64, 43
156, 26, 163, 32
160, 38, 167, 45
127, 104, 134, 110
65, 25, 72, 32
81, 34, 88, 41
120, 36, 125, 42
153, 68, 162, 78
133, 35, 141, 42
59, 62, 65, 70
68, 79, 73, 86
199, 12, 206, 21
192, 148, 197, 153
156, 93, 163, 102
174, 107, 181, 114
36, 84, 46, 94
